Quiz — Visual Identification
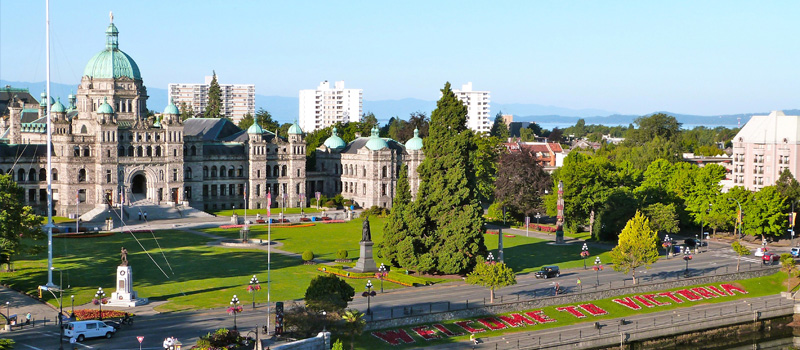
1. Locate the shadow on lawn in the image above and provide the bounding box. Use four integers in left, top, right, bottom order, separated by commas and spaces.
501, 241, 609, 274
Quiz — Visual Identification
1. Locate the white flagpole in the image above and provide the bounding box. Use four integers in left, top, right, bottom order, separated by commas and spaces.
44, 0, 56, 288
267, 191, 271, 335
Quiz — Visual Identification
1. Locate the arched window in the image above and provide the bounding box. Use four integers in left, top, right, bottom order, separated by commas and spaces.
274, 165, 280, 177
18, 169, 25, 182
146, 146, 152, 157
78, 169, 86, 182
237, 166, 243, 177
203, 166, 209, 178
185, 167, 193, 179
155, 146, 161, 157
73, 146, 80, 157
220, 166, 227, 178
350, 165, 354, 175
28, 168, 35, 182
52, 168, 58, 181
39, 168, 46, 182
191, 145, 197, 156
128, 146, 134, 157
281, 165, 287, 177
119, 146, 125, 156
80, 125, 88, 134
211, 166, 218, 178
83, 147, 90, 157
266, 166, 272, 177
229, 167, 235, 178
136, 146, 143, 157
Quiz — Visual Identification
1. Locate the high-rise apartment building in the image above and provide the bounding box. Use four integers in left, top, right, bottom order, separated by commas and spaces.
731, 110, 800, 190
453, 82, 491, 133
299, 80, 362, 132
168, 76, 255, 124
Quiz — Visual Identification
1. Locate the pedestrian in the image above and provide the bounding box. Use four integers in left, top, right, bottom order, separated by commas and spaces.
470, 333, 477, 344
138, 211, 142, 221
144, 211, 148, 220
577, 279, 582, 292
163, 337, 170, 350
25, 312, 31, 325
555, 282, 560, 295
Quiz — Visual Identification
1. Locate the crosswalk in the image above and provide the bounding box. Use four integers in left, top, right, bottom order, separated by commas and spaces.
711, 248, 763, 263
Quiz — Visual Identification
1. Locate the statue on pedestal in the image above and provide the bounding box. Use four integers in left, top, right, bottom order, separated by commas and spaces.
361, 216, 372, 242
353, 216, 377, 272
120, 247, 128, 266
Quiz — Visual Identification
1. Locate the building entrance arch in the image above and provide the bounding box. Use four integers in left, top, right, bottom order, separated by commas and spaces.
132, 174, 147, 194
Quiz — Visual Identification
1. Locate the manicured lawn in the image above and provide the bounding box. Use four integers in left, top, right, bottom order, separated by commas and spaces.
482, 233, 611, 274
212, 208, 323, 216
350, 273, 786, 349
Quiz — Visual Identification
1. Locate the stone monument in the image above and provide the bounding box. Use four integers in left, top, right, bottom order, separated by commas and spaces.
108, 247, 148, 307
353, 216, 377, 272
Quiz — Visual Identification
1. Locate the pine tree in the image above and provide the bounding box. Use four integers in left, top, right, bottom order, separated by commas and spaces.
204, 71, 222, 118
411, 82, 486, 274
489, 111, 509, 140
378, 164, 411, 267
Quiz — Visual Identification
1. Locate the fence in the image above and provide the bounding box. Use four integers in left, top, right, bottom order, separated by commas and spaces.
430, 296, 795, 349
365, 264, 779, 330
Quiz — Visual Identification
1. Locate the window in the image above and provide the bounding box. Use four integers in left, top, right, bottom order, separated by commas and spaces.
52, 168, 58, 181
137, 146, 143, 157
28, 189, 35, 202
257, 170, 261, 178
382, 166, 387, 178
185, 167, 193, 179
211, 185, 217, 197
221, 184, 227, 196
128, 146, 134, 157
297, 169, 300, 177
155, 146, 161, 157
274, 165, 280, 177
185, 186, 192, 200
237, 166, 243, 177
106, 170, 112, 183
203, 166, 209, 178
173, 169, 178, 181
281, 165, 287, 177
28, 168, 36, 182
266, 166, 271, 177
220, 166, 227, 178
39, 189, 47, 202
381, 183, 387, 196
191, 145, 197, 156
78, 169, 86, 182
203, 185, 209, 197
229, 167, 235, 177
238, 184, 244, 196
256, 184, 261, 197
74, 146, 80, 157
211, 166, 218, 178
17, 169, 25, 182
146, 146, 152, 157
39, 168, 46, 182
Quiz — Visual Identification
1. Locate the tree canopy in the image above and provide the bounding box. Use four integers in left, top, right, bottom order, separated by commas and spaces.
609, 211, 660, 284
203, 71, 222, 118
465, 256, 516, 303
303, 274, 355, 313
0, 174, 43, 267
494, 149, 550, 218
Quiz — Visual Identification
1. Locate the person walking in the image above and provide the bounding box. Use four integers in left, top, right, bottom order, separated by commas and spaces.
144, 211, 148, 220
138, 211, 142, 221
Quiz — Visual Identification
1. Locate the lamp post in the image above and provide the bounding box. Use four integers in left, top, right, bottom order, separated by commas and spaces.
52, 267, 64, 350
581, 243, 589, 269
695, 234, 699, 254
593, 257, 602, 286
683, 247, 693, 277
535, 213, 541, 225
248, 275, 260, 309
5, 301, 8, 320
70, 295, 74, 317
94, 287, 105, 320
230, 295, 241, 331
377, 264, 387, 293
663, 234, 672, 259
362, 280, 376, 316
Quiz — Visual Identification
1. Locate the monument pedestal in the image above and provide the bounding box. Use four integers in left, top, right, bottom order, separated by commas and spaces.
352, 241, 377, 272
107, 265, 148, 307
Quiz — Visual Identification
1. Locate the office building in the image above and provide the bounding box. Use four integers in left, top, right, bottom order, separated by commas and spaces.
299, 80, 362, 132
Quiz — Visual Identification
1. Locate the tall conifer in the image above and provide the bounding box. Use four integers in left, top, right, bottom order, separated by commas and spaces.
204, 71, 222, 118
379, 164, 412, 267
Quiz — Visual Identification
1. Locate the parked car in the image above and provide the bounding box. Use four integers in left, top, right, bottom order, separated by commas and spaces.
535, 266, 560, 279
683, 239, 707, 248
103, 320, 121, 330
755, 247, 769, 257
762, 252, 780, 265
791, 247, 800, 258
63, 320, 115, 342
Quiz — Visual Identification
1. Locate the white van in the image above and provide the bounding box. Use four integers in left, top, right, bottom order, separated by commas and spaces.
63, 320, 116, 342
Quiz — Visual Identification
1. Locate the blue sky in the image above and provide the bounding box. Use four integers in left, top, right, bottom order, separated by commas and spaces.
1, 1, 799, 116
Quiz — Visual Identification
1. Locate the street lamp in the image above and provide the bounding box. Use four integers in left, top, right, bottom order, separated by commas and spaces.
487, 252, 495, 262
5, 301, 8, 320
70, 295, 74, 317
581, 243, 589, 269
535, 213, 541, 225
362, 280, 376, 316
593, 257, 602, 286
229, 295, 241, 331
663, 234, 672, 259
683, 247, 693, 277
248, 275, 261, 309
93, 287, 106, 320
377, 264, 387, 293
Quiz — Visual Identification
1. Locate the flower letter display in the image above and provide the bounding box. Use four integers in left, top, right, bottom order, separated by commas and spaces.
368, 283, 749, 346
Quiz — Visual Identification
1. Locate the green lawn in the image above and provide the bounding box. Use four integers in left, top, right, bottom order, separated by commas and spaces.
212, 208, 323, 216
350, 273, 786, 349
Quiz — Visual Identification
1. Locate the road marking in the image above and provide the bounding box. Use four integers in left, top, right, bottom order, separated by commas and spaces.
20, 344, 44, 350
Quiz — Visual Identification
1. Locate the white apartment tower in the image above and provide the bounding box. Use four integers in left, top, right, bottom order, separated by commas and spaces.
299, 80, 363, 132
453, 82, 491, 133
168, 76, 255, 124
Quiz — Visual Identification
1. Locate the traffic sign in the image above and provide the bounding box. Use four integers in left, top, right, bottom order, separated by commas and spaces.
137, 336, 144, 343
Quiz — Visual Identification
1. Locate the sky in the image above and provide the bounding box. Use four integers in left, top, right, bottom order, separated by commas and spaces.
1, 1, 799, 116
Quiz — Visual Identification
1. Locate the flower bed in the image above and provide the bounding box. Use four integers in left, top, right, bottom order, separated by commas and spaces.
73, 309, 130, 320
318, 266, 430, 287
54, 232, 114, 239
524, 224, 557, 232
323, 220, 346, 224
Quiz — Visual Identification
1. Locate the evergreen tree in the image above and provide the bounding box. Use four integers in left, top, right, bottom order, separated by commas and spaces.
179, 102, 195, 121
378, 164, 411, 267
410, 82, 486, 274
204, 71, 222, 118
237, 113, 255, 130
489, 111, 509, 140
0, 174, 44, 268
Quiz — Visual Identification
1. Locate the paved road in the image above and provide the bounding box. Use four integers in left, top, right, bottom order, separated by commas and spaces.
2, 221, 787, 349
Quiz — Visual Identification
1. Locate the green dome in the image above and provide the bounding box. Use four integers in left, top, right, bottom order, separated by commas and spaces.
51, 98, 66, 113
247, 123, 266, 134
323, 127, 346, 149
365, 126, 388, 151
163, 99, 179, 115
288, 123, 303, 135
83, 23, 142, 80
98, 97, 114, 114
39, 92, 54, 106
405, 128, 423, 150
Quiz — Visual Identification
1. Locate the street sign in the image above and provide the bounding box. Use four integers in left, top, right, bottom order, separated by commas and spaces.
137, 336, 144, 343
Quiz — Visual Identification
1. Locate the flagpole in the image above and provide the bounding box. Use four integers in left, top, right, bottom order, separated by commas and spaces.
44, 0, 56, 288
267, 190, 271, 336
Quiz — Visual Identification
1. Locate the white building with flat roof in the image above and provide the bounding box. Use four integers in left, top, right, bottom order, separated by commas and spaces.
731, 110, 800, 190
453, 82, 491, 133
168, 76, 255, 124
299, 80, 362, 132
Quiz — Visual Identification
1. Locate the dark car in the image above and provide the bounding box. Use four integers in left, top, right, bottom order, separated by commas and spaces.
684, 239, 708, 248
103, 320, 121, 330
535, 266, 560, 279
762, 252, 780, 265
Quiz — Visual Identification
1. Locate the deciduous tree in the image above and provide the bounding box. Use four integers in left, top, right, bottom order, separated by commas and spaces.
0, 174, 43, 268
494, 150, 550, 219
742, 186, 787, 241
609, 211, 659, 284
465, 256, 516, 303
731, 241, 751, 272
304, 274, 355, 313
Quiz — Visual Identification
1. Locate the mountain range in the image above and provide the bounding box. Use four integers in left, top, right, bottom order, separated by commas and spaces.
4, 79, 787, 129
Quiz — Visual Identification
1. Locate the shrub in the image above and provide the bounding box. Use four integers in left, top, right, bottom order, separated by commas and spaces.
302, 250, 314, 262
361, 206, 389, 218
193, 328, 247, 350
304, 274, 355, 312
336, 249, 348, 260
324, 200, 337, 208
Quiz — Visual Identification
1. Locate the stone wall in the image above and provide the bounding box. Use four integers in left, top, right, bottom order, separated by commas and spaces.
271, 332, 330, 350
365, 268, 779, 330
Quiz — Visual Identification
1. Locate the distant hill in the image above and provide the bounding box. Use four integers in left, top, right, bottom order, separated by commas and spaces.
2, 79, 794, 129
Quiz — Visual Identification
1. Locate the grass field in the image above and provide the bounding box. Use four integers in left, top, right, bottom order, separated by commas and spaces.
350, 273, 786, 349
212, 207, 324, 216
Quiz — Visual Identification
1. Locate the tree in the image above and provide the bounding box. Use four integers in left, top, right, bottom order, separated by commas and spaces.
465, 256, 516, 303
237, 113, 255, 130
489, 111, 509, 140
304, 274, 355, 313
0, 174, 44, 268
776, 168, 800, 205
406, 82, 486, 274
781, 253, 796, 281
204, 71, 222, 118
731, 241, 751, 272
179, 102, 195, 121
378, 164, 412, 267
628, 113, 682, 145
254, 108, 280, 132
341, 309, 365, 350
742, 186, 787, 242
643, 203, 679, 235
471, 134, 501, 204
494, 150, 550, 219
609, 211, 659, 284
283, 302, 328, 338
549, 152, 618, 234
547, 127, 563, 143
361, 112, 378, 127
332, 340, 344, 350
